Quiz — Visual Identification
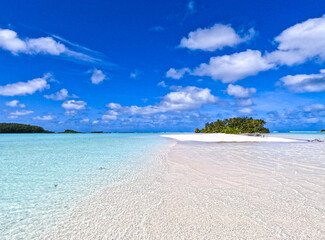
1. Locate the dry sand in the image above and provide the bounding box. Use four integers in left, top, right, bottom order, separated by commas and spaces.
161, 133, 302, 142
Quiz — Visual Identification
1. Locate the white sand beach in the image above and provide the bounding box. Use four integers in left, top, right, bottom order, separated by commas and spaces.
42, 135, 325, 239
161, 133, 303, 142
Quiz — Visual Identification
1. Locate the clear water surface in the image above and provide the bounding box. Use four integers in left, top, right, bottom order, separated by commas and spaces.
0, 133, 170, 239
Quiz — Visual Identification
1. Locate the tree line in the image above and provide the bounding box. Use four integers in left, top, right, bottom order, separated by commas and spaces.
0, 123, 54, 133
195, 117, 270, 134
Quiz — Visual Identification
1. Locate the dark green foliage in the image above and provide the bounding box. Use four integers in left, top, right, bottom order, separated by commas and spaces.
91, 131, 103, 133
0, 123, 54, 133
60, 129, 81, 133
195, 117, 270, 134
321, 129, 325, 132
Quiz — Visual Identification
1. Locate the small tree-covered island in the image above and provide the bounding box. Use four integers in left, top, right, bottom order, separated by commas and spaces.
321, 129, 325, 133
0, 123, 54, 133
59, 129, 82, 133
195, 117, 270, 134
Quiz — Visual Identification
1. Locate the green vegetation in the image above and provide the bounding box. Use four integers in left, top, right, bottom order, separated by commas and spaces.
195, 117, 270, 134
91, 131, 103, 133
59, 129, 82, 133
0, 123, 54, 133
321, 129, 325, 133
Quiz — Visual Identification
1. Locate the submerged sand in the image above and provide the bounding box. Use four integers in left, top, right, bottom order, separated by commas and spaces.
43, 137, 325, 239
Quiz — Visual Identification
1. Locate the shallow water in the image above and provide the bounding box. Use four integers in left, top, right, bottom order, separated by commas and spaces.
0, 133, 170, 239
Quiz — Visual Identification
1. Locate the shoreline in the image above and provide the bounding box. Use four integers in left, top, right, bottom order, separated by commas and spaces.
161, 133, 303, 143
42, 137, 324, 239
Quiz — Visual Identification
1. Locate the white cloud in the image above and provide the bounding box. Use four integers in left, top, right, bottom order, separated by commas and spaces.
0, 29, 65, 55
91, 69, 106, 84
106, 103, 122, 109
158, 81, 167, 87
226, 84, 256, 98
0, 74, 50, 96
44, 88, 77, 101
105, 86, 218, 116
92, 120, 99, 124
0, 28, 108, 65
192, 50, 274, 83
166, 68, 190, 79
303, 104, 325, 112
62, 100, 87, 115
179, 24, 255, 51
238, 108, 253, 115
9, 110, 33, 116
280, 69, 325, 93
80, 118, 90, 123
5, 100, 25, 108
236, 98, 253, 107
102, 112, 118, 121
266, 15, 325, 66
33, 115, 55, 120
62, 100, 87, 110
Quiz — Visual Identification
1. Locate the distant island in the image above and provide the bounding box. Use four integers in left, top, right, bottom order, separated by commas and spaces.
59, 129, 82, 133
0, 123, 54, 133
91, 131, 103, 133
321, 129, 325, 133
195, 117, 270, 134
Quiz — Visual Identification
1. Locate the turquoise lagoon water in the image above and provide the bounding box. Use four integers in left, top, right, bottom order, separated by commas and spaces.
0, 133, 170, 239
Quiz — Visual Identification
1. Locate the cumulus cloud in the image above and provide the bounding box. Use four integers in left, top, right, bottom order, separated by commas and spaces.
9, 110, 33, 116
105, 86, 218, 117
5, 100, 25, 108
226, 84, 256, 98
62, 100, 87, 110
62, 100, 87, 115
44, 88, 77, 101
303, 104, 325, 112
179, 24, 255, 51
0, 29, 65, 55
238, 108, 253, 115
280, 69, 325, 93
266, 15, 325, 66
91, 69, 106, 84
33, 115, 55, 120
166, 68, 190, 79
192, 50, 274, 83
0, 74, 50, 96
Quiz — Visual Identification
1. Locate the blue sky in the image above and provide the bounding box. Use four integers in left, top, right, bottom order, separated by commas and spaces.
1, 0, 325, 132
